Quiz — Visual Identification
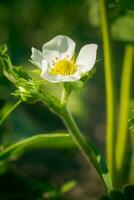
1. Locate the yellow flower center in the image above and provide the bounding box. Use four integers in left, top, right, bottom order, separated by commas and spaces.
49, 58, 77, 76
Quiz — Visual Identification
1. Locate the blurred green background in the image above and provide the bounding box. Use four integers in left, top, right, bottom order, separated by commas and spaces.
0, 0, 134, 199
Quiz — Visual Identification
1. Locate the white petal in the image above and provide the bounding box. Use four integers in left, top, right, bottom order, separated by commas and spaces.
42, 35, 76, 62
31, 47, 43, 69
41, 59, 48, 74
41, 72, 80, 83
76, 44, 97, 73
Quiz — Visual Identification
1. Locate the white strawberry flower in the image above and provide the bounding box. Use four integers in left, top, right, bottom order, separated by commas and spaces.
31, 35, 97, 83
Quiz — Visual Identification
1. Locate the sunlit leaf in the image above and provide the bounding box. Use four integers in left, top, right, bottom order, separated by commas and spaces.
60, 180, 77, 195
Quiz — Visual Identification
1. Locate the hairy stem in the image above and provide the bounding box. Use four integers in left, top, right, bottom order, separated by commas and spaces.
61, 107, 113, 192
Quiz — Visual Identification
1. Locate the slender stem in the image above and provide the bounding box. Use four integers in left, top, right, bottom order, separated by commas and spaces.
0, 100, 22, 126
115, 45, 134, 186
129, 130, 134, 184
0, 133, 75, 161
100, 0, 116, 183
61, 107, 113, 192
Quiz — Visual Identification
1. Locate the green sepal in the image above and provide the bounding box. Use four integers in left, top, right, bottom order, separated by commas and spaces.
63, 68, 96, 98
81, 67, 96, 83
12, 78, 42, 103
0, 44, 7, 55
0, 44, 63, 113
64, 80, 84, 94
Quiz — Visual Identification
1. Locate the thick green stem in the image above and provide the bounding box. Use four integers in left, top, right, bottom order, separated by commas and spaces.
0, 100, 22, 126
61, 107, 113, 192
100, 0, 116, 183
115, 45, 134, 186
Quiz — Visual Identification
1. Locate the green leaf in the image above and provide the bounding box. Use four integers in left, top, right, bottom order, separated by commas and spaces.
100, 185, 134, 200
110, 190, 124, 200
0, 44, 7, 55
115, 0, 134, 11
81, 67, 96, 83
63, 68, 96, 95
112, 11, 134, 42
0, 52, 30, 85
100, 190, 124, 200
90, 143, 113, 192
12, 78, 42, 103
0, 45, 63, 112
60, 180, 77, 195
65, 81, 84, 93
107, 0, 134, 11
88, 1, 134, 42
0, 161, 8, 175
123, 185, 134, 199
0, 133, 75, 161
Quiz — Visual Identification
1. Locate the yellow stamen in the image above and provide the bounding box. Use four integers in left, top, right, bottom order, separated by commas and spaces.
49, 58, 77, 76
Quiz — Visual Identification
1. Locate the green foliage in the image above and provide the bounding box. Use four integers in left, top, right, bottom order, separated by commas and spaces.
12, 79, 42, 103
0, 170, 76, 200
0, 43, 113, 193
88, 0, 134, 42
100, 185, 134, 200
0, 161, 8, 175
0, 44, 7, 55
0, 130, 113, 193
108, 0, 134, 11
0, 133, 75, 162
0, 45, 30, 84
60, 180, 77, 195
0, 44, 96, 115
111, 11, 134, 42
81, 67, 96, 83
0, 45, 40, 103
64, 67, 96, 97
129, 101, 134, 133
0, 45, 63, 113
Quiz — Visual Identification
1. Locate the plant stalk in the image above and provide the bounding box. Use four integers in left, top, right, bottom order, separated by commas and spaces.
115, 45, 134, 186
61, 106, 113, 192
0, 100, 22, 126
100, 0, 116, 183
